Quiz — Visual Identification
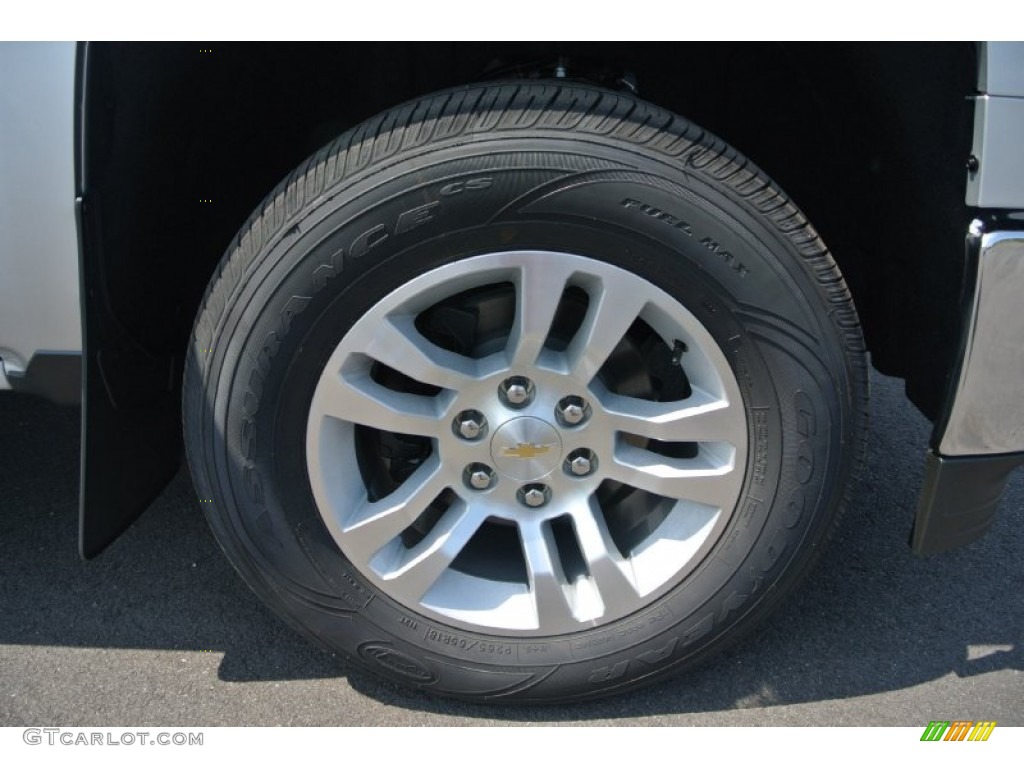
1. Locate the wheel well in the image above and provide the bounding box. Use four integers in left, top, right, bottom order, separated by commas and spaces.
78, 42, 976, 552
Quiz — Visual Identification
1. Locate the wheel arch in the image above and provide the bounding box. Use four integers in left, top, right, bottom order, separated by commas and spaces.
77, 41, 976, 555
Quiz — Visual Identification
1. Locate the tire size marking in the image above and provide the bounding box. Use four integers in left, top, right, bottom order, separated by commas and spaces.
424, 627, 514, 658
619, 197, 750, 277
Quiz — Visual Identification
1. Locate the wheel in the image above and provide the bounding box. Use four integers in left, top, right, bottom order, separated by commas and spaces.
184, 81, 867, 703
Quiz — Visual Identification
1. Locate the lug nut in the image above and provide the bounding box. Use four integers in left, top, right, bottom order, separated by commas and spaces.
453, 409, 487, 440
506, 383, 529, 403
499, 376, 535, 408
556, 395, 590, 426
565, 448, 597, 477
518, 483, 551, 508
464, 463, 497, 491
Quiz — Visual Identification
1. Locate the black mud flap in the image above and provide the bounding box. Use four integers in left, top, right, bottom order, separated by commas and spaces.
75, 43, 185, 558
911, 450, 1023, 555
76, 191, 182, 559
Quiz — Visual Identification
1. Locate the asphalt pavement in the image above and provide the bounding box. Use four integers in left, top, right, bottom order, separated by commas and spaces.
1, 369, 1020, 726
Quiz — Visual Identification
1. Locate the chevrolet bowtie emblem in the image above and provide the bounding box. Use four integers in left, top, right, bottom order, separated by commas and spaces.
501, 442, 555, 459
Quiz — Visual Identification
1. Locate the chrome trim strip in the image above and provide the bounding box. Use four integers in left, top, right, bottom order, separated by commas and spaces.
938, 229, 1024, 456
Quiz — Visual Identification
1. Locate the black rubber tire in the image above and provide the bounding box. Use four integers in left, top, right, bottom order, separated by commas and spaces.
183, 81, 868, 703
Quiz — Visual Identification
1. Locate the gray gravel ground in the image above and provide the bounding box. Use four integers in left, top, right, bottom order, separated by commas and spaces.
0, 369, 1020, 726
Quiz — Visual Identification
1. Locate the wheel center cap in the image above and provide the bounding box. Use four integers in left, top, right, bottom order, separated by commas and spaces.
490, 417, 562, 482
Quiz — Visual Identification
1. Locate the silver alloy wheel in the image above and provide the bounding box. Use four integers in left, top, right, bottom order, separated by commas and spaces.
306, 251, 748, 636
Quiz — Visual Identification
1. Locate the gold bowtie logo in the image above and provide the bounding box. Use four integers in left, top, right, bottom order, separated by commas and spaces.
502, 442, 554, 459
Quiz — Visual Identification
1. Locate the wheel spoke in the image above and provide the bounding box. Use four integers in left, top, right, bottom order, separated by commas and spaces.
365, 314, 476, 392
507, 258, 575, 368
597, 384, 740, 444
341, 455, 447, 556
567, 281, 648, 383
519, 519, 574, 629
609, 442, 738, 508
569, 497, 641, 609
318, 366, 443, 437
375, 500, 485, 603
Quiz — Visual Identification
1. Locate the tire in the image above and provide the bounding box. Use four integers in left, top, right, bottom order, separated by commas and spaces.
183, 81, 868, 703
